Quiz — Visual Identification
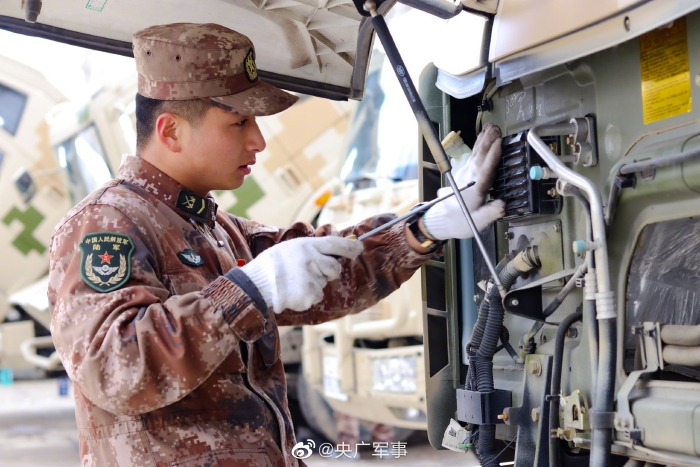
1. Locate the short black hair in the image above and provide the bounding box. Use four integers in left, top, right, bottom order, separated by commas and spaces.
135, 94, 212, 152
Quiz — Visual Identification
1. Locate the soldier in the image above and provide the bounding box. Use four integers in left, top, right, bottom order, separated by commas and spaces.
48, 23, 505, 467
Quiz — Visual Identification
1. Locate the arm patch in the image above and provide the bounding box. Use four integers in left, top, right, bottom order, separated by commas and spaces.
79, 232, 135, 292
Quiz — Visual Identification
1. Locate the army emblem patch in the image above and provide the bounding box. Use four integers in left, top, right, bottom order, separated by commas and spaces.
79, 232, 134, 292
243, 48, 258, 82
178, 249, 205, 267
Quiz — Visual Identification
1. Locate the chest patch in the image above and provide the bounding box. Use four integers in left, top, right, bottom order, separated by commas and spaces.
178, 249, 205, 267
79, 232, 134, 293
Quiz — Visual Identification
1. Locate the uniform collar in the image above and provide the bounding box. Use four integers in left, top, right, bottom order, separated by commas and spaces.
117, 155, 218, 228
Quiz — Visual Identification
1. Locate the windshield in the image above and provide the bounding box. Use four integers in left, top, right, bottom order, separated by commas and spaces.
339, 8, 485, 187
339, 50, 419, 186
55, 124, 112, 203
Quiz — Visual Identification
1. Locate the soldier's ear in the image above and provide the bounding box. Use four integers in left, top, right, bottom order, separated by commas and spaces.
155, 112, 185, 153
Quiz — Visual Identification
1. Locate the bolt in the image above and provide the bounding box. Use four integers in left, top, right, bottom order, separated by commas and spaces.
532, 407, 541, 422
505, 231, 514, 240
566, 136, 575, 146
498, 412, 509, 421
553, 225, 560, 233
528, 359, 542, 376
565, 328, 578, 339
547, 188, 559, 198
510, 299, 520, 307
473, 295, 480, 303
549, 143, 558, 154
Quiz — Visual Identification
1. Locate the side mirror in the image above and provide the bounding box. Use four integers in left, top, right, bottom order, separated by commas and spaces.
13, 168, 36, 204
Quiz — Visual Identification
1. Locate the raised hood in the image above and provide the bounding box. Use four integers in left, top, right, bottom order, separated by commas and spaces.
0, 0, 399, 100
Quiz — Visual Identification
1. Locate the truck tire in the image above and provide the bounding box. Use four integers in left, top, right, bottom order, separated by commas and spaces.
296, 365, 338, 442
296, 366, 414, 443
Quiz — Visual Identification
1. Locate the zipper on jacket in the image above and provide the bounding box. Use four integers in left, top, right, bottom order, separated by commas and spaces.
244, 341, 293, 467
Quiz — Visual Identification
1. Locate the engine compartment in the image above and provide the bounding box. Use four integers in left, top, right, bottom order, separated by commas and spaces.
420, 10, 700, 467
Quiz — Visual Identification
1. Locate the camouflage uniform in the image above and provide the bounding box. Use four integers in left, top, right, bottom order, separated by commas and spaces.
48, 153, 433, 467
48, 22, 435, 467
132, 23, 298, 115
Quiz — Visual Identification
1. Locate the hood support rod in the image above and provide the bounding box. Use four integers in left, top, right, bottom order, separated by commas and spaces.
363, 0, 505, 298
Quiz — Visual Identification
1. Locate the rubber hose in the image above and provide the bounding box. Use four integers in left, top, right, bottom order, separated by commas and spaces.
549, 310, 583, 467
584, 299, 598, 409
591, 319, 616, 467
522, 262, 587, 356
543, 264, 587, 318
522, 321, 544, 355
661, 324, 700, 346
501, 326, 521, 363
662, 345, 700, 366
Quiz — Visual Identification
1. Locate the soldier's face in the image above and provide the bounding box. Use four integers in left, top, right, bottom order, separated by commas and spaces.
185, 106, 266, 190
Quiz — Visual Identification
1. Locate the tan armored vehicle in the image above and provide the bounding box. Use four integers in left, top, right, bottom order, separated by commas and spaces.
0, 55, 69, 374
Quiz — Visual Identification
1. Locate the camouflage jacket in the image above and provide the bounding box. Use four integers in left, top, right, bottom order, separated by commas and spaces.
48, 155, 432, 467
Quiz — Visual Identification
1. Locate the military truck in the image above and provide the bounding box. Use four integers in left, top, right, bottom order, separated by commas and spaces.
415, 1, 700, 466
0, 55, 70, 375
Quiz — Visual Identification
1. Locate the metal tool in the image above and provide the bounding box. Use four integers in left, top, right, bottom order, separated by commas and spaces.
356, 181, 475, 241
361, 0, 505, 298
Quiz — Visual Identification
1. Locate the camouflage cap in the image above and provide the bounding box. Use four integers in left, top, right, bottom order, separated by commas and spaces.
133, 23, 298, 116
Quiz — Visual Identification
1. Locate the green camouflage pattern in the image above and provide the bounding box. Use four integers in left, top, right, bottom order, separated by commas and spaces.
48, 155, 433, 466
133, 23, 298, 116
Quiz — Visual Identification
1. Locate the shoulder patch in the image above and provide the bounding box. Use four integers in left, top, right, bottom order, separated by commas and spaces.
79, 232, 135, 293
178, 249, 205, 267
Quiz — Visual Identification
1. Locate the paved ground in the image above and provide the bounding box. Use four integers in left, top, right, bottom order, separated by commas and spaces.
0, 379, 484, 467
0, 378, 79, 467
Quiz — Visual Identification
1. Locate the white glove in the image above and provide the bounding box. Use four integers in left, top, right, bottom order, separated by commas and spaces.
423, 123, 506, 240
240, 236, 364, 313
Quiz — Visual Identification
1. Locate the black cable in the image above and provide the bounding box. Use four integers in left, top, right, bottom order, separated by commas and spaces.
549, 309, 583, 467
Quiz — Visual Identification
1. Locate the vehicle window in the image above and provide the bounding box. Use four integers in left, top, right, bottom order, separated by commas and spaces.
339, 50, 419, 188
0, 82, 28, 136
55, 124, 112, 203
339, 9, 484, 188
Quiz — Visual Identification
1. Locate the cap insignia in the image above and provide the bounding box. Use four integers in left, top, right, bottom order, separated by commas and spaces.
244, 49, 258, 82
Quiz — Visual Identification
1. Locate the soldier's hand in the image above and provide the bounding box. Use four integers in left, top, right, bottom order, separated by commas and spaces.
422, 123, 506, 240
239, 236, 364, 313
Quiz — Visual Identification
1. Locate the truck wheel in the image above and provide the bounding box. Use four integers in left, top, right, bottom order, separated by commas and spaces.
296, 365, 338, 443
296, 366, 415, 443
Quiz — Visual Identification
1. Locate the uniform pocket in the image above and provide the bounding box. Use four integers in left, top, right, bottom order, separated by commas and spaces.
171, 448, 273, 467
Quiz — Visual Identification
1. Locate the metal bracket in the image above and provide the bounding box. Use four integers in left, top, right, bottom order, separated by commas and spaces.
567, 116, 598, 167
504, 267, 578, 320
505, 355, 553, 466
614, 322, 663, 442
